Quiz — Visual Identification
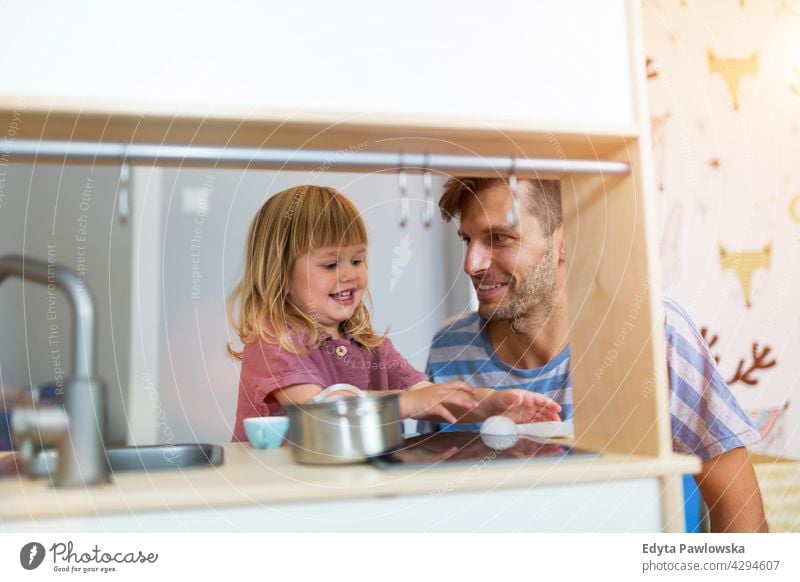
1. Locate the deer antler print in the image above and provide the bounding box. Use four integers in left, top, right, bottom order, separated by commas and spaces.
700, 327, 777, 387
646, 57, 659, 80
728, 343, 777, 386
700, 326, 721, 364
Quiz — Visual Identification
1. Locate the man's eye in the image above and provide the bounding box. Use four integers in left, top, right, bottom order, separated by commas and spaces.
492, 234, 509, 243
352, 259, 365, 265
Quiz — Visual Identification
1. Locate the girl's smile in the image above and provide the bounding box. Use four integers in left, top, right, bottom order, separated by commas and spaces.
329, 288, 356, 305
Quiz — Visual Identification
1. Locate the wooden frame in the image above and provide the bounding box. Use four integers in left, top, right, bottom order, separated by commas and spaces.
0, 0, 691, 531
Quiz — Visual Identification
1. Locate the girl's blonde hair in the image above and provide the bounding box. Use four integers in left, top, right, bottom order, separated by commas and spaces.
227, 185, 384, 358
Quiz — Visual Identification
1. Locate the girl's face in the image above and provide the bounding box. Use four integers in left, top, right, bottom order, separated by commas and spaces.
289, 244, 368, 334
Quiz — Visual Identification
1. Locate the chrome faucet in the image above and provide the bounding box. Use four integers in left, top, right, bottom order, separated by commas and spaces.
0, 254, 109, 486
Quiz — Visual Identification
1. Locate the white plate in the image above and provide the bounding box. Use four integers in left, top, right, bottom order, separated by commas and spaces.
517, 421, 574, 439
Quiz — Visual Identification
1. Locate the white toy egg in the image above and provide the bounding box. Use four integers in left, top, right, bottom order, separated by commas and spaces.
479, 416, 520, 451
480, 415, 518, 436
480, 432, 519, 451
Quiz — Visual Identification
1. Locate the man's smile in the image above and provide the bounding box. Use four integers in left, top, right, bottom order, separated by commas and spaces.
473, 279, 509, 300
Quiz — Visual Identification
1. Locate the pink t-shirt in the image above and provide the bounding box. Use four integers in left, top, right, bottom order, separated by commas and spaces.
231, 331, 427, 442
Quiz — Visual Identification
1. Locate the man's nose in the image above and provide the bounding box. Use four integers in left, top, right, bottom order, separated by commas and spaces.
464, 243, 490, 276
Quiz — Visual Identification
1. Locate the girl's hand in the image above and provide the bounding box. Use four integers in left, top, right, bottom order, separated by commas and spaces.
484, 389, 561, 423
399, 381, 479, 423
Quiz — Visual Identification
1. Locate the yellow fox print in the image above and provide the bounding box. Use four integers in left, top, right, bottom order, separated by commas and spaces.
718, 242, 771, 308
707, 50, 759, 111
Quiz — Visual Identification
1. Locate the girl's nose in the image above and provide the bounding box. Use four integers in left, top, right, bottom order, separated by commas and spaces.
339, 263, 357, 283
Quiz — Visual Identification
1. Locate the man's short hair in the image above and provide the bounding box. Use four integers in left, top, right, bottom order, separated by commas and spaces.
439, 177, 563, 236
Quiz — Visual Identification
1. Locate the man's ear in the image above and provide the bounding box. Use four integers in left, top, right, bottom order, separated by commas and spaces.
554, 223, 566, 262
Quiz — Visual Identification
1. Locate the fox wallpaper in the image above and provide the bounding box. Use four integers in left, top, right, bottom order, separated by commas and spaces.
644, 0, 800, 458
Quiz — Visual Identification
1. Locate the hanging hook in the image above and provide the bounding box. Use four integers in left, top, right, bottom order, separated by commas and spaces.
507, 156, 520, 226
421, 151, 434, 228
397, 152, 409, 228
117, 155, 131, 225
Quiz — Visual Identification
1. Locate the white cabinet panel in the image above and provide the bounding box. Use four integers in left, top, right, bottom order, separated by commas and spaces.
1, 0, 634, 128
1, 479, 663, 532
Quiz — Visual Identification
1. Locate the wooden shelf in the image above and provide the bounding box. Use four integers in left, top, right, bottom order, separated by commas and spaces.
1, 99, 639, 167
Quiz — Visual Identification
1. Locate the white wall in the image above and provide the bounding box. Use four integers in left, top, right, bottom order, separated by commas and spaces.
153, 168, 466, 444
0, 164, 132, 445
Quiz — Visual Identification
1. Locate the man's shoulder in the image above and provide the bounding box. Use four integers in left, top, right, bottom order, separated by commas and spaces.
660, 297, 704, 344
431, 311, 482, 345
427, 312, 494, 381
661, 296, 693, 324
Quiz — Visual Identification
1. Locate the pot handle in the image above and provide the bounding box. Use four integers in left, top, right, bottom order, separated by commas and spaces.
312, 383, 365, 403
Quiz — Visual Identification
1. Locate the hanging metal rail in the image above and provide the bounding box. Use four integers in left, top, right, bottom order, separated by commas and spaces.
6, 139, 631, 227
7, 139, 630, 175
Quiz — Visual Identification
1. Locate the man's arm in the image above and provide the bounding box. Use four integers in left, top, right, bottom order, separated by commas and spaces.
695, 446, 768, 532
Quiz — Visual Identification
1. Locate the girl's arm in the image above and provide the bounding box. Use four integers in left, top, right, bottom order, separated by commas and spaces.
398, 381, 479, 423
274, 382, 480, 424
272, 384, 355, 407
273, 381, 561, 426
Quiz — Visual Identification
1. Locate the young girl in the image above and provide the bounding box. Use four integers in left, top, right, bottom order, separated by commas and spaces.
228, 185, 560, 442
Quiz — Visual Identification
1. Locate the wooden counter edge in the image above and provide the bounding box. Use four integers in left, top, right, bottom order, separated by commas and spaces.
0, 445, 701, 521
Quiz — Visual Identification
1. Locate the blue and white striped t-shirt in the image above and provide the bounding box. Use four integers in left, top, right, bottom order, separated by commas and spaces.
425, 298, 761, 461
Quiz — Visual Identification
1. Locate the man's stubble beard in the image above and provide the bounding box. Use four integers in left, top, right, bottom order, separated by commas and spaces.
478, 239, 558, 332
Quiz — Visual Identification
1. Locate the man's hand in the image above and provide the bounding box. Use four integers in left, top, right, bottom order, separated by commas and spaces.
399, 381, 479, 423
403, 383, 561, 425
427, 385, 562, 424
480, 388, 562, 424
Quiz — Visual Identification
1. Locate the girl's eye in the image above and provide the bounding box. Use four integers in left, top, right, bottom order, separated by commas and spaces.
352, 259, 365, 265
322, 263, 337, 270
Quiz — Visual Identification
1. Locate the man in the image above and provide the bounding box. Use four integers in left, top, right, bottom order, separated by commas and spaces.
426, 177, 767, 533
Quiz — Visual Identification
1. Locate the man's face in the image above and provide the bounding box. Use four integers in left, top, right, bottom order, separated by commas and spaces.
457, 182, 562, 324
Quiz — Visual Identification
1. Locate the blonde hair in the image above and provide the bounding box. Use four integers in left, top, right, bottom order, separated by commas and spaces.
227, 185, 384, 359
